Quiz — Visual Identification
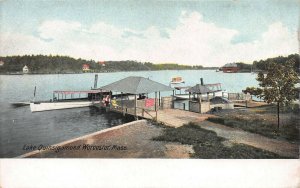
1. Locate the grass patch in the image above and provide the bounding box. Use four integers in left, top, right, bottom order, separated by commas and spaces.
207, 116, 299, 143
250, 103, 300, 114
153, 122, 288, 159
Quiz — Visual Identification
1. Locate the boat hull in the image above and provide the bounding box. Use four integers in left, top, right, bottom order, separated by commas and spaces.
30, 101, 100, 112
174, 94, 190, 100
174, 91, 228, 100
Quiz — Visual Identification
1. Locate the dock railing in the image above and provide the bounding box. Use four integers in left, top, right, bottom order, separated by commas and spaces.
97, 98, 160, 120
228, 93, 251, 101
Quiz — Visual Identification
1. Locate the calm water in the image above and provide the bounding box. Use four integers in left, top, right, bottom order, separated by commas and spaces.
0, 70, 258, 157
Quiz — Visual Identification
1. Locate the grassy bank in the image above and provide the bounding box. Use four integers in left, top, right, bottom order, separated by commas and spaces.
153, 123, 287, 159
208, 105, 299, 143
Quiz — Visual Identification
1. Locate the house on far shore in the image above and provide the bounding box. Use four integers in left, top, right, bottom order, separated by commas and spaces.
98, 61, 105, 67
23, 65, 29, 73
82, 64, 90, 72
0, 61, 4, 66
222, 63, 239, 73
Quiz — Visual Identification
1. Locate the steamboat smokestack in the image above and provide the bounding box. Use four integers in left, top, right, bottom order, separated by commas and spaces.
200, 78, 204, 85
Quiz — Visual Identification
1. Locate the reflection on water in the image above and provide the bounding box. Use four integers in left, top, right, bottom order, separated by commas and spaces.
0, 105, 134, 157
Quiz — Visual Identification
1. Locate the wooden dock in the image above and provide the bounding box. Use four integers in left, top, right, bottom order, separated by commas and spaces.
97, 103, 214, 128
138, 108, 214, 127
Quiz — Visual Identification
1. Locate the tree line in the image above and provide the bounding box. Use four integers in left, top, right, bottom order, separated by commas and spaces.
0, 54, 298, 74
231, 54, 299, 73
0, 55, 204, 74
252, 54, 299, 73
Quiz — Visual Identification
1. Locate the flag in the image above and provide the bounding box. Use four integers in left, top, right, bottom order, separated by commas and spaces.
145, 98, 155, 107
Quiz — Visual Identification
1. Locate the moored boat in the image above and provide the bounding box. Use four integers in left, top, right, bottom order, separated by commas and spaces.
173, 86, 191, 100
30, 100, 100, 112
30, 90, 109, 112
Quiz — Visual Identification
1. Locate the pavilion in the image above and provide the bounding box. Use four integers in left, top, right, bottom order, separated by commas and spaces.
99, 76, 174, 120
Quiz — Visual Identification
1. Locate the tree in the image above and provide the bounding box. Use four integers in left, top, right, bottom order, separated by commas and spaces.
256, 60, 298, 130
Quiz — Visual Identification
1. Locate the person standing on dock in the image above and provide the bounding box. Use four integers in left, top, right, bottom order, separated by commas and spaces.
103, 95, 110, 107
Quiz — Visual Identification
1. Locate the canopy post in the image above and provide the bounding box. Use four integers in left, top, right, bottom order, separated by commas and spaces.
207, 92, 209, 101
188, 92, 191, 111
134, 94, 137, 120
155, 91, 157, 121
158, 92, 161, 107
109, 91, 112, 110
121, 92, 125, 116
172, 90, 175, 109
207, 92, 210, 110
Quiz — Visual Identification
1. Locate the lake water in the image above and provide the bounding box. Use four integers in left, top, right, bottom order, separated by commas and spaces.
0, 70, 258, 157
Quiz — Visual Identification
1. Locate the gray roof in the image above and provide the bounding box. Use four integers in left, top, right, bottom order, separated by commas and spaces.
99, 76, 174, 94
186, 84, 213, 94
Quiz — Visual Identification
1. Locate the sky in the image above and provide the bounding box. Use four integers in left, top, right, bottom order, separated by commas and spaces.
0, 0, 299, 66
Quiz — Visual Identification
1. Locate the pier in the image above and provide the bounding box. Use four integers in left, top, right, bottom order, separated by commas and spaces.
105, 107, 213, 128
94, 76, 214, 127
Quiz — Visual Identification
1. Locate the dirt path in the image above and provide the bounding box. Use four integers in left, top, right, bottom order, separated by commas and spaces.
21, 120, 193, 158
198, 121, 299, 158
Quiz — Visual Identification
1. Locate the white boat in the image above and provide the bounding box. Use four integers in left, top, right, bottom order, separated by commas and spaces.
30, 89, 109, 112
30, 100, 100, 112
200, 90, 228, 99
173, 86, 191, 100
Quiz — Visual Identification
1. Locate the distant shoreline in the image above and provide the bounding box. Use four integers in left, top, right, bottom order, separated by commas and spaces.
0, 68, 222, 75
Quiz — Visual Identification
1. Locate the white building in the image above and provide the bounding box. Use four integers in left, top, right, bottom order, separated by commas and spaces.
23, 65, 29, 73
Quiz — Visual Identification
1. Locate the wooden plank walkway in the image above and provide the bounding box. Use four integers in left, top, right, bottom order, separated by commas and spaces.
106, 106, 214, 127
140, 109, 214, 127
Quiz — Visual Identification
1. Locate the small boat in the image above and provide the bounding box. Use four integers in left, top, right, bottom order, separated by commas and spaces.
30, 90, 109, 112
170, 76, 185, 84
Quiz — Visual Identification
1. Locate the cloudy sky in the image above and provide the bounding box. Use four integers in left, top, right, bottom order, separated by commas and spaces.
0, 0, 299, 66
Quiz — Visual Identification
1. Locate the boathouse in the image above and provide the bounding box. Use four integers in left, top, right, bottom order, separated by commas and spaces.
98, 61, 105, 66
98, 76, 174, 120
222, 63, 239, 73
82, 64, 90, 72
